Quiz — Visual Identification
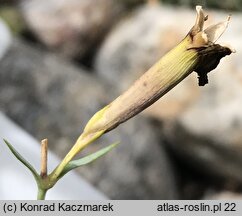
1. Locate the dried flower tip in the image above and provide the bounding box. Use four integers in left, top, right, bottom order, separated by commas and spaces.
189, 6, 234, 85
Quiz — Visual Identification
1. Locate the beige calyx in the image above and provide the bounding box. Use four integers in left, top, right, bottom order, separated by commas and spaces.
189, 5, 234, 52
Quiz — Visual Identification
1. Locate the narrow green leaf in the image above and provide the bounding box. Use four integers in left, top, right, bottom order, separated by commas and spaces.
59, 142, 118, 178
3, 139, 39, 180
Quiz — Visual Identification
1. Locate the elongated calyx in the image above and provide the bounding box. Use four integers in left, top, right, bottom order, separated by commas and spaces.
84, 6, 234, 136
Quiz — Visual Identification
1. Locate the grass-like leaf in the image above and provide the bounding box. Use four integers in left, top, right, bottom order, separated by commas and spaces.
3, 139, 39, 181
59, 142, 118, 178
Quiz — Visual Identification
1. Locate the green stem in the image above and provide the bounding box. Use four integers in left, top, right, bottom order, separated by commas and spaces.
37, 187, 47, 200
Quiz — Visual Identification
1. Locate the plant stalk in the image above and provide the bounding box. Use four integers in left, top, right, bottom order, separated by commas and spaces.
37, 187, 47, 200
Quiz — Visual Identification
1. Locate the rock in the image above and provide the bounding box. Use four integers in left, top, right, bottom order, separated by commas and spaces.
0, 40, 107, 146
0, 0, 17, 4
162, 0, 242, 11
95, 4, 182, 89
0, 39, 178, 199
167, 53, 242, 183
160, 13, 242, 183
19, 0, 131, 60
0, 19, 12, 59
204, 191, 242, 200
95, 4, 242, 185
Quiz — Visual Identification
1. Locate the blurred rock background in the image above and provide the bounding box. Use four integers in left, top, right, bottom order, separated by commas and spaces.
0, 0, 242, 199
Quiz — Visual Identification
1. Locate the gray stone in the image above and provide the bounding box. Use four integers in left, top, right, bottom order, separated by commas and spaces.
163, 13, 242, 183
19, 0, 131, 59
0, 19, 11, 59
0, 39, 178, 199
204, 190, 242, 200
95, 4, 191, 91
167, 53, 242, 183
162, 0, 242, 11
0, 39, 107, 147
164, 12, 242, 183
